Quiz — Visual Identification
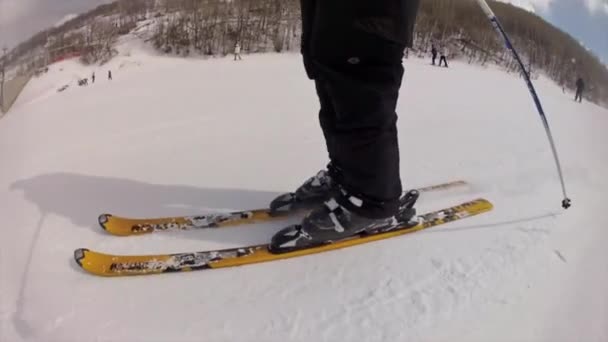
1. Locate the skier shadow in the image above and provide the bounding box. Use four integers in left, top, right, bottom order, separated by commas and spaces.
10, 172, 297, 246
9, 172, 297, 340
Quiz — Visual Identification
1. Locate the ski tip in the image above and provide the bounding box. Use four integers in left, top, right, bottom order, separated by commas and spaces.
74, 248, 89, 267
417, 180, 469, 193
98, 214, 111, 230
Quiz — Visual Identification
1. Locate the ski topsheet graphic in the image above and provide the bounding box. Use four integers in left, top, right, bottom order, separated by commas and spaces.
75, 197, 493, 277
99, 180, 469, 236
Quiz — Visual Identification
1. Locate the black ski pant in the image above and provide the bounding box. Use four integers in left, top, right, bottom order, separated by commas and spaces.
300, 0, 419, 218
312, 48, 405, 219
439, 56, 448, 67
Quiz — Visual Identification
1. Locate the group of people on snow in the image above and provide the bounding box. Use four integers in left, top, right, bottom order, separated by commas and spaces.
77, 70, 113, 87
431, 44, 449, 67
426, 42, 586, 104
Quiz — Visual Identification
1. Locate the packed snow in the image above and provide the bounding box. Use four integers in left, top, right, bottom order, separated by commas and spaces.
1, 39, 607, 342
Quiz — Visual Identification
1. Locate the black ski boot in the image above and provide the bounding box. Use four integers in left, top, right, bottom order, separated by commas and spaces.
269, 169, 336, 215
269, 190, 419, 253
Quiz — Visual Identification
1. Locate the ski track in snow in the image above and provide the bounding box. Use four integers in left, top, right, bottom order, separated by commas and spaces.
1, 36, 607, 342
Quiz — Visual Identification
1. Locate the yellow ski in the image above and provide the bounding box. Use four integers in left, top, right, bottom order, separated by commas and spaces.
98, 180, 469, 236
75, 197, 492, 277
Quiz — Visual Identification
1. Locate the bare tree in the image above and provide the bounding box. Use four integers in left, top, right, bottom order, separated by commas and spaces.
4, 0, 606, 105
81, 20, 118, 64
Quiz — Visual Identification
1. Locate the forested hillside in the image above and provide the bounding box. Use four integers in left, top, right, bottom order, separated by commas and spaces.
4, 0, 607, 106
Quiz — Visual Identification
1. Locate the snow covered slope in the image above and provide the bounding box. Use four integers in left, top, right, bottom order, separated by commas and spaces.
1, 43, 607, 342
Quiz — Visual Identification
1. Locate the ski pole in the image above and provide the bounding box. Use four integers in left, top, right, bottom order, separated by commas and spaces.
474, 0, 571, 209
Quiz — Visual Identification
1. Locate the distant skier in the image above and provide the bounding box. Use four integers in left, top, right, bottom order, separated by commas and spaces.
439, 46, 448, 67
268, 0, 422, 252
108, 70, 112, 80
574, 77, 584, 103
92, 72, 95, 84
234, 42, 242, 61
431, 45, 438, 65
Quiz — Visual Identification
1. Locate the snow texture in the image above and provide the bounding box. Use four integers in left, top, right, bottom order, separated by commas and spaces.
1, 37, 607, 342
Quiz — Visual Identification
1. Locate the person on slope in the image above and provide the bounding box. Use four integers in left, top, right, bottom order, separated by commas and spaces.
431, 44, 438, 65
269, 0, 421, 252
234, 42, 242, 61
439, 45, 449, 68
574, 77, 584, 103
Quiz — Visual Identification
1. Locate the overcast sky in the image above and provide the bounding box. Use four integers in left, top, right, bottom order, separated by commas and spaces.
0, 0, 606, 61
497, 0, 608, 62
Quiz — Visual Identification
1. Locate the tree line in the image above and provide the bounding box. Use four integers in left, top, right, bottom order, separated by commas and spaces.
4, 0, 607, 106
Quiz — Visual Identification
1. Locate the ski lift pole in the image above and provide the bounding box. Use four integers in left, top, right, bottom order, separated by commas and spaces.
475, 0, 571, 209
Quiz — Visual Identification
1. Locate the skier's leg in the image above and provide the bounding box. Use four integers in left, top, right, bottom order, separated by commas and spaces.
312, 42, 405, 218
303, 0, 417, 218
269, 0, 421, 251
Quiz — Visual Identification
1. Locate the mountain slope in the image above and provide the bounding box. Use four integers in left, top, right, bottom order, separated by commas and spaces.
1, 43, 607, 341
